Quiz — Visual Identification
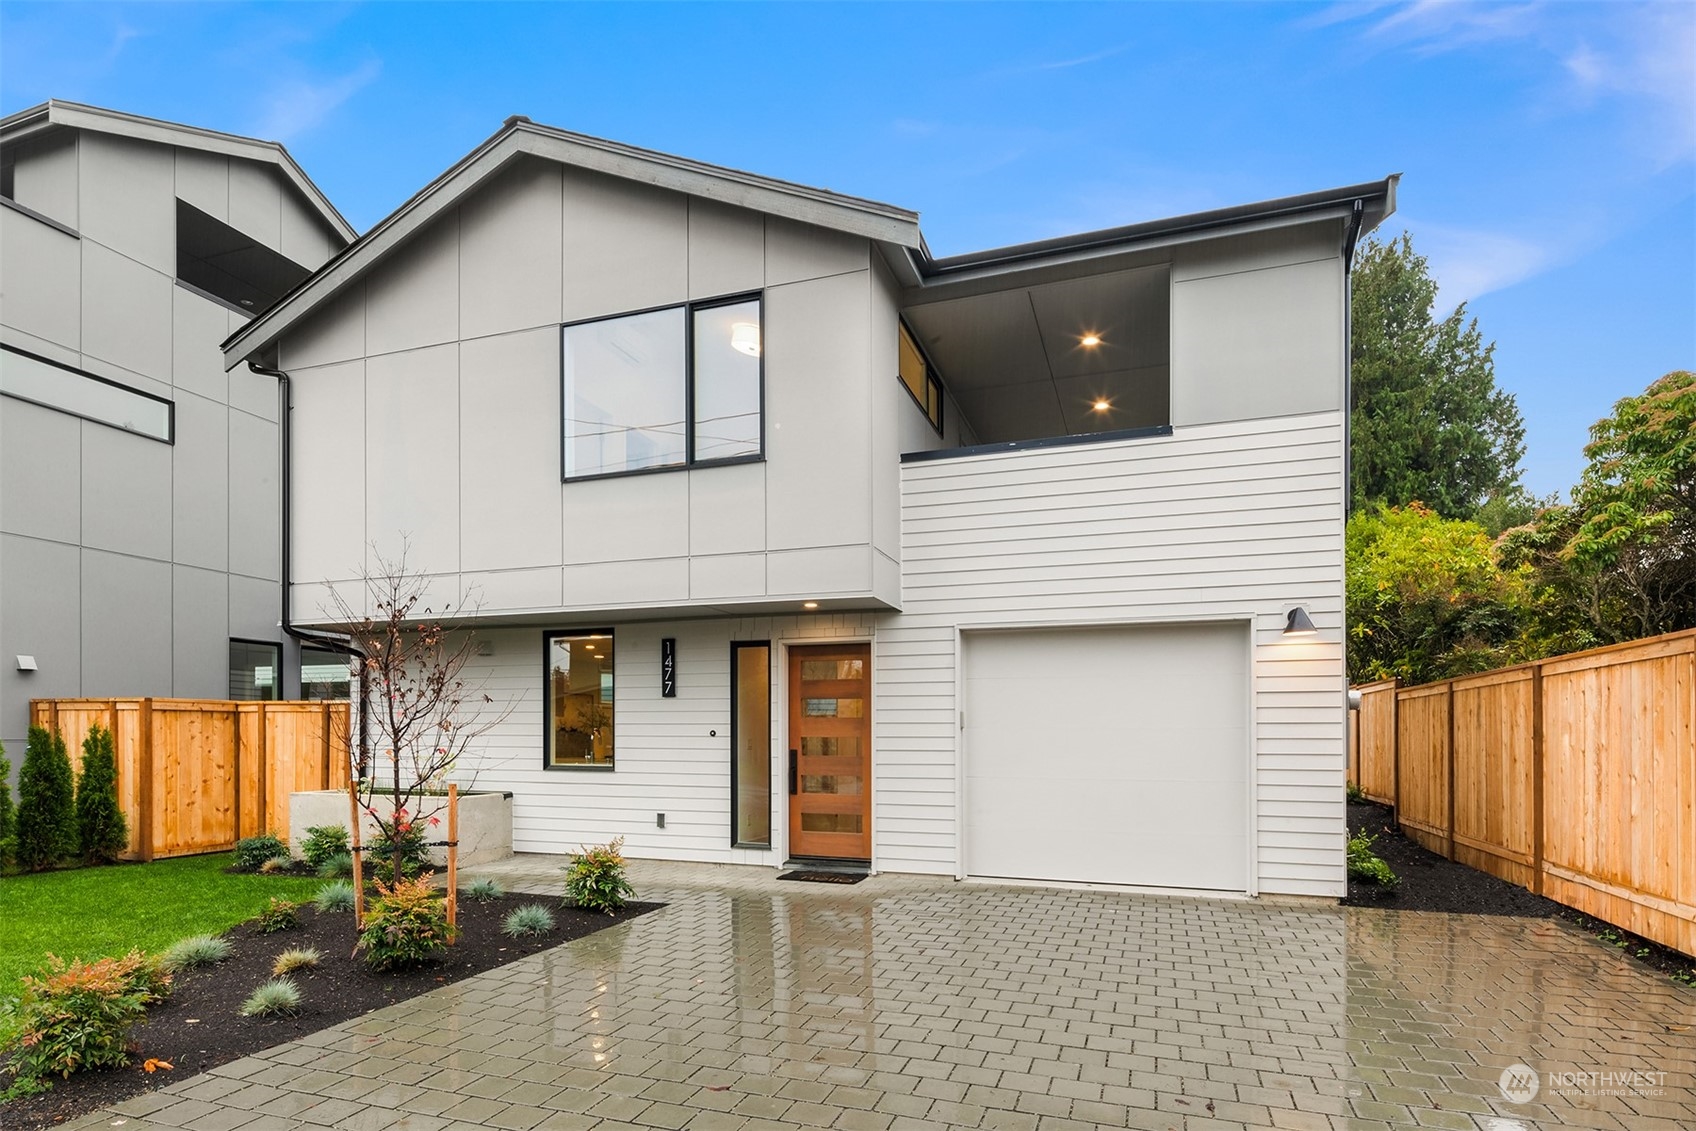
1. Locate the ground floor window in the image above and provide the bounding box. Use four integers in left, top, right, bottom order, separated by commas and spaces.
731, 642, 772, 846
546, 631, 613, 768
229, 639, 280, 700
301, 646, 351, 700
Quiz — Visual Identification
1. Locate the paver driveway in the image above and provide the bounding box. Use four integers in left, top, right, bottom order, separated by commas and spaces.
79, 859, 1694, 1131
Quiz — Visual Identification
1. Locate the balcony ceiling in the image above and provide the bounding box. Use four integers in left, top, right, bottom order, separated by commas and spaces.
901, 264, 1170, 443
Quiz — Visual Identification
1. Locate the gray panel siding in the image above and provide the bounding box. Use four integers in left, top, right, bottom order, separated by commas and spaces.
887, 412, 1348, 893
279, 167, 891, 623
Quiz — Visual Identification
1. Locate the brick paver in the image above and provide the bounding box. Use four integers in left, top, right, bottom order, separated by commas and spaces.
60, 858, 1696, 1131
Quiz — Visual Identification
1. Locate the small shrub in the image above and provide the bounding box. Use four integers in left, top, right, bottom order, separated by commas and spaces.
1345, 780, 1366, 804
1346, 831, 1399, 887
74, 724, 127, 864
316, 851, 354, 879
10, 951, 170, 1081
313, 880, 356, 913
301, 825, 351, 871
16, 726, 75, 871
254, 897, 300, 934
562, 838, 635, 915
466, 877, 504, 902
271, 948, 322, 976
259, 857, 290, 875
234, 832, 288, 871
366, 820, 431, 885
238, 978, 300, 1018
160, 935, 233, 973
0, 740, 17, 870
357, 873, 456, 972
502, 904, 555, 938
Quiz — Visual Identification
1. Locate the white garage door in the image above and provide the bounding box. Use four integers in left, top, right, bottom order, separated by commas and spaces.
964, 623, 1249, 891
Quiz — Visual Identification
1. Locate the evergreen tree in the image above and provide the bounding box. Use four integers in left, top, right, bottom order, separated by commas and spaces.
0, 740, 16, 870
1350, 233, 1526, 518
17, 725, 75, 870
75, 723, 128, 864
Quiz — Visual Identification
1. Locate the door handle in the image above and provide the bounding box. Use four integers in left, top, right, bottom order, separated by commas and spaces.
788, 749, 798, 795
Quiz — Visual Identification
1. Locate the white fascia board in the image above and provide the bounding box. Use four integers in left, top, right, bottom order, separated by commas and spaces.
1, 100, 357, 243
222, 123, 922, 371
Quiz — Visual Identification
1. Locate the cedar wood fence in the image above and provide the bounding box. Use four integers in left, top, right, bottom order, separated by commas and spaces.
28, 698, 351, 861
1348, 628, 1696, 956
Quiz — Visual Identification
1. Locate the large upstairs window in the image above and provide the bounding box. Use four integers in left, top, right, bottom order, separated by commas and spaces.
561, 294, 762, 480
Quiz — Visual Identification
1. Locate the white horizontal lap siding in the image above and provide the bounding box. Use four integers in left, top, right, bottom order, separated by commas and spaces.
893, 412, 1347, 895
450, 616, 878, 866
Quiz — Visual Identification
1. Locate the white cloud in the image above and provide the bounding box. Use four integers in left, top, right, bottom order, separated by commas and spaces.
251, 57, 381, 142
1407, 220, 1561, 307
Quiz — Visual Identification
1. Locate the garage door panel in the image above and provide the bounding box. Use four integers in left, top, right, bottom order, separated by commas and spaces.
964, 623, 1249, 891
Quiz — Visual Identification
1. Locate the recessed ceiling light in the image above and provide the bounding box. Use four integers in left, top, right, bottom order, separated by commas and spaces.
731, 322, 762, 357
802, 601, 819, 610
1092, 398, 1111, 413
1079, 333, 1102, 348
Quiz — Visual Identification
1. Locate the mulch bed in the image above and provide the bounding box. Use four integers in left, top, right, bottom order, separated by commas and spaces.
2, 893, 659, 1130
1345, 798, 1695, 983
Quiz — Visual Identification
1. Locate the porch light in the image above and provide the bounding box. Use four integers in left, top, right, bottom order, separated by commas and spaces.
1282, 607, 1318, 636
802, 601, 819, 610
1092, 398, 1111, 413
731, 322, 762, 357
1079, 333, 1102, 348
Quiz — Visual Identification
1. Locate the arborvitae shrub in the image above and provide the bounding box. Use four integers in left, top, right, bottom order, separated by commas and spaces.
74, 724, 128, 864
0, 740, 16, 870
16, 726, 75, 871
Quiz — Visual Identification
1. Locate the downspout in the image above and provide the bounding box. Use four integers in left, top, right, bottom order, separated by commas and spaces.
1341, 198, 1365, 518
249, 359, 370, 778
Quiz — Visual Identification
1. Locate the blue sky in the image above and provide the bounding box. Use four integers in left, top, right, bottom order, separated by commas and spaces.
4, 2, 1691, 499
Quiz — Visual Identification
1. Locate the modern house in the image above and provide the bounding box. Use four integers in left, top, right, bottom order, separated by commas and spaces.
0, 102, 354, 762
220, 115, 1395, 897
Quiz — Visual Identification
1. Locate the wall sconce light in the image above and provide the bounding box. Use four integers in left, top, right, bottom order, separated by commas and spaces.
1282, 607, 1317, 637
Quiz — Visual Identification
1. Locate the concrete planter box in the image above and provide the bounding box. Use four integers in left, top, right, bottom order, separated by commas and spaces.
288, 789, 513, 868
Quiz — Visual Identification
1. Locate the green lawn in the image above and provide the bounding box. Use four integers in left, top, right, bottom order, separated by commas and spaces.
0, 854, 324, 1000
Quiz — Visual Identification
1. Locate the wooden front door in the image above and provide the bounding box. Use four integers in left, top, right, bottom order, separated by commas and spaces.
787, 644, 872, 861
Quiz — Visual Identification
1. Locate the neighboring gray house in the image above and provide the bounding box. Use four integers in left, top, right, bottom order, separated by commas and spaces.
0, 102, 354, 760
225, 115, 1396, 897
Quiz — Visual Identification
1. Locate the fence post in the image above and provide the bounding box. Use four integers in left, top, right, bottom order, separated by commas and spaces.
1445, 681, 1457, 861
1531, 662, 1545, 896
256, 702, 269, 837
1390, 679, 1401, 814
321, 702, 332, 790
138, 699, 155, 862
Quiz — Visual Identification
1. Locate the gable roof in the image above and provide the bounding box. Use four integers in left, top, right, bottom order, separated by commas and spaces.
0, 99, 357, 243
220, 116, 924, 369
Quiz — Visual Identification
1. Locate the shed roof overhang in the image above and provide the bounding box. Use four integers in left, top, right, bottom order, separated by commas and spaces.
0, 99, 357, 244
221, 117, 924, 371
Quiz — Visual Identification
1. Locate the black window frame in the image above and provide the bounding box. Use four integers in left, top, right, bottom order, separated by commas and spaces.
228, 638, 283, 701
1, 344, 175, 444
729, 640, 774, 849
897, 317, 945, 435
559, 291, 765, 483
542, 628, 617, 772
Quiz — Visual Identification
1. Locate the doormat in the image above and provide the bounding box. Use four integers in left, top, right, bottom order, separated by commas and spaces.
777, 870, 868, 885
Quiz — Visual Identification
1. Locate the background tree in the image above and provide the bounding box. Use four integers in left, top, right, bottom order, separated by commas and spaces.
1346, 503, 1535, 683
328, 547, 509, 887
1350, 233, 1527, 518
74, 723, 128, 864
16, 726, 75, 871
1501, 371, 1696, 644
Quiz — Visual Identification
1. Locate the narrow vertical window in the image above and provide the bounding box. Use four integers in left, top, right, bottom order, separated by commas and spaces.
547, 632, 615, 768
692, 298, 762, 463
229, 639, 281, 700
731, 642, 772, 846
898, 321, 943, 432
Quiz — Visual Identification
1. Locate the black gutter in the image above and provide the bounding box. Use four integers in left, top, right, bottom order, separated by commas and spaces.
1342, 197, 1367, 270
250, 360, 369, 776
917, 178, 1395, 277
